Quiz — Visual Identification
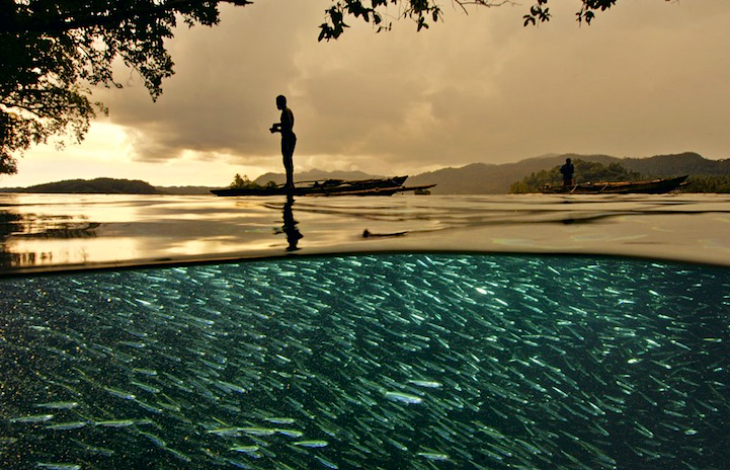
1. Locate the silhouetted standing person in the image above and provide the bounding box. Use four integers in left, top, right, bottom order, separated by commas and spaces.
269, 95, 296, 190
560, 158, 574, 187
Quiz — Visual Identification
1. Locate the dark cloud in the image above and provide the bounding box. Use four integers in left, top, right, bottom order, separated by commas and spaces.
94, 2, 313, 163
87, 1, 730, 176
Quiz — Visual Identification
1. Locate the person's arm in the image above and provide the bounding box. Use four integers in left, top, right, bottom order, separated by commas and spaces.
280, 108, 294, 134
270, 109, 294, 134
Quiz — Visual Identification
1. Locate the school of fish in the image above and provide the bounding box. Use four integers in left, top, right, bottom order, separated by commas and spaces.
1, 254, 729, 469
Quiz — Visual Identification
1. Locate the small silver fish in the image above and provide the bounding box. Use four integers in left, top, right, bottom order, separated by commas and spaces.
45, 422, 87, 431
293, 440, 328, 448
10, 414, 54, 424
384, 391, 423, 404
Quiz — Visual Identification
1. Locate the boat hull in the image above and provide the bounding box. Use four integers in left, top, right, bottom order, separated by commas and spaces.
542, 175, 689, 195
211, 176, 429, 197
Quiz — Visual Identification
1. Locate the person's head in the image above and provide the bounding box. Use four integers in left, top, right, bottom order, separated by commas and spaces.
276, 95, 287, 110
566, 158, 572, 163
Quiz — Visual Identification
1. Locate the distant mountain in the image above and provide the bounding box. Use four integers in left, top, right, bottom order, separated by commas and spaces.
408, 152, 730, 194
248, 151, 730, 195
0, 179, 216, 195
253, 169, 383, 186
408, 163, 515, 194
15, 178, 158, 194
3, 152, 727, 195
611, 152, 730, 177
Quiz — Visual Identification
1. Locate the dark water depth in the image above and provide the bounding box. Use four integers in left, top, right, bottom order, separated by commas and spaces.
2, 254, 729, 469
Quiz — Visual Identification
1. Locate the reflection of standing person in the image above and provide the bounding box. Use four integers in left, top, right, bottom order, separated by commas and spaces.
277, 193, 302, 251
560, 158, 574, 187
269, 95, 296, 190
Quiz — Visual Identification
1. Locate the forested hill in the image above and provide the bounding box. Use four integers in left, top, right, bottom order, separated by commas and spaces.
2, 152, 728, 195
253, 169, 380, 186
13, 178, 158, 194
407, 152, 730, 194
610, 152, 730, 177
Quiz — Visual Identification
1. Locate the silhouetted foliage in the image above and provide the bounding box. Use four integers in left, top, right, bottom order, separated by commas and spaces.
230, 173, 275, 190
522, 0, 617, 27
231, 174, 250, 189
320, 0, 621, 41
21, 177, 157, 194
0, 0, 251, 175
510, 160, 642, 193
684, 176, 730, 194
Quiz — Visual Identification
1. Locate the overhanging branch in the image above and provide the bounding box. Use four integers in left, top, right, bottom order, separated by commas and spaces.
453, 0, 513, 15
1, 0, 252, 35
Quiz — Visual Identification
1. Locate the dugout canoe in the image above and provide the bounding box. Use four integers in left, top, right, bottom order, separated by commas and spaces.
541, 175, 689, 195
211, 176, 435, 197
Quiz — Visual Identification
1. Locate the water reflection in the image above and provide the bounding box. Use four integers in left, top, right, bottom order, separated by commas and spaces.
0, 211, 25, 267
0, 207, 98, 268
1, 192, 730, 274
275, 194, 303, 251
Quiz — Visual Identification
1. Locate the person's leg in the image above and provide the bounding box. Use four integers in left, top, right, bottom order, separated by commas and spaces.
283, 154, 293, 189
282, 136, 296, 189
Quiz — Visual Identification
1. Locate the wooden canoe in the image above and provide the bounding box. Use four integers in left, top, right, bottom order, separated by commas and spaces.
541, 175, 689, 195
211, 176, 436, 197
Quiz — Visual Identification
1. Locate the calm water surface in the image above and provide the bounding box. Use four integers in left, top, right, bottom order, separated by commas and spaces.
1, 192, 730, 273
1, 193, 729, 469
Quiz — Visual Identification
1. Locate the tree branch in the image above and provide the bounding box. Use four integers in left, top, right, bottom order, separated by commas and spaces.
2, 0, 252, 35
453, 0, 512, 9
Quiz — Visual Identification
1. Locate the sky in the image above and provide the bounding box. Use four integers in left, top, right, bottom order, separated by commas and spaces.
4, 0, 730, 187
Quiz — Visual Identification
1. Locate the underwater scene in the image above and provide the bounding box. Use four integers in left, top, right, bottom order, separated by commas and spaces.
2, 253, 729, 469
